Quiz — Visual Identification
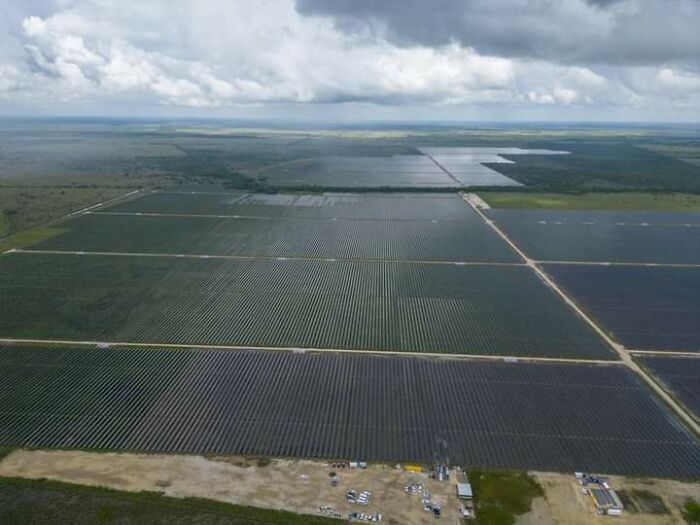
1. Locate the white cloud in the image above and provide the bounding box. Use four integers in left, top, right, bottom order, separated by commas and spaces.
0, 0, 697, 120
656, 68, 700, 93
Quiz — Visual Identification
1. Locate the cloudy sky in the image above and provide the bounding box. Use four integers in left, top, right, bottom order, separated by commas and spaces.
0, 0, 699, 122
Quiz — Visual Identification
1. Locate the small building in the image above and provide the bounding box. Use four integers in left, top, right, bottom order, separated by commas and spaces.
456, 483, 473, 501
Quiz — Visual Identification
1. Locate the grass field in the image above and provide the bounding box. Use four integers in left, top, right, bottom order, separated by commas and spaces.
469, 470, 543, 525
479, 192, 700, 211
0, 477, 338, 525
0, 227, 69, 252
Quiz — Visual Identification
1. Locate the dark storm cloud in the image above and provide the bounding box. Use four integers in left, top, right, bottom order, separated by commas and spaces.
296, 0, 700, 67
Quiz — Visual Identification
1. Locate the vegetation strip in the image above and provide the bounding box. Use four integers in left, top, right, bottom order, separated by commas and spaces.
0, 476, 338, 525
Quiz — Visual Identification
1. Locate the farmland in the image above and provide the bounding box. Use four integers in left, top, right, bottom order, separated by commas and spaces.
0, 252, 611, 358
1, 345, 698, 478
636, 356, 700, 420
543, 265, 700, 352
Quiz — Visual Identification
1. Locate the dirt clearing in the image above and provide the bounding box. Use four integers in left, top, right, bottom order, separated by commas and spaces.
0, 450, 462, 524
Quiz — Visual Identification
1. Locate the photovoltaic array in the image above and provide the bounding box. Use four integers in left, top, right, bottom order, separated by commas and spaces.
636, 355, 700, 420
2, 188, 699, 478
0, 253, 611, 358
1, 345, 698, 478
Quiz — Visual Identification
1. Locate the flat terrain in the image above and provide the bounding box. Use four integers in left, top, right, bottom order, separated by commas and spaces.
3, 122, 700, 491
478, 192, 700, 212
522, 471, 699, 525
1, 450, 698, 524
109, 191, 479, 220
544, 265, 700, 352
0, 187, 127, 238
0, 451, 460, 524
1, 191, 613, 358
0, 253, 611, 357
32, 193, 521, 263
258, 155, 459, 188
636, 355, 700, 420
487, 209, 700, 264
0, 477, 338, 525
1, 346, 697, 477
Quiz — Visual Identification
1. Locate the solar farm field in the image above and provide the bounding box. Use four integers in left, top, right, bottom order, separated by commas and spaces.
31, 198, 520, 263
1, 345, 698, 478
258, 155, 458, 187
486, 209, 700, 264
256, 148, 565, 188
543, 265, 700, 352
637, 355, 700, 421
418, 147, 567, 187
0, 252, 612, 358
108, 191, 479, 220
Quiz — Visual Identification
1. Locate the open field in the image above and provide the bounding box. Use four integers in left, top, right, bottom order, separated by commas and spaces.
487, 209, 700, 264
636, 355, 700, 420
0, 451, 697, 525
0, 450, 555, 525
0, 346, 697, 477
0, 451, 698, 525
478, 192, 700, 212
523, 471, 700, 525
543, 265, 700, 352
0, 252, 611, 358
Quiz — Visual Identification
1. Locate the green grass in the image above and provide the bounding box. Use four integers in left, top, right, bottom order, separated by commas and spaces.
0, 447, 15, 461
478, 191, 700, 212
0, 227, 68, 252
0, 476, 342, 525
468, 470, 543, 525
684, 498, 700, 525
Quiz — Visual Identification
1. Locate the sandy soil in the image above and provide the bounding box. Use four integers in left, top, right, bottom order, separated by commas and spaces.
0, 450, 462, 524
517, 471, 699, 525
1, 450, 697, 524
